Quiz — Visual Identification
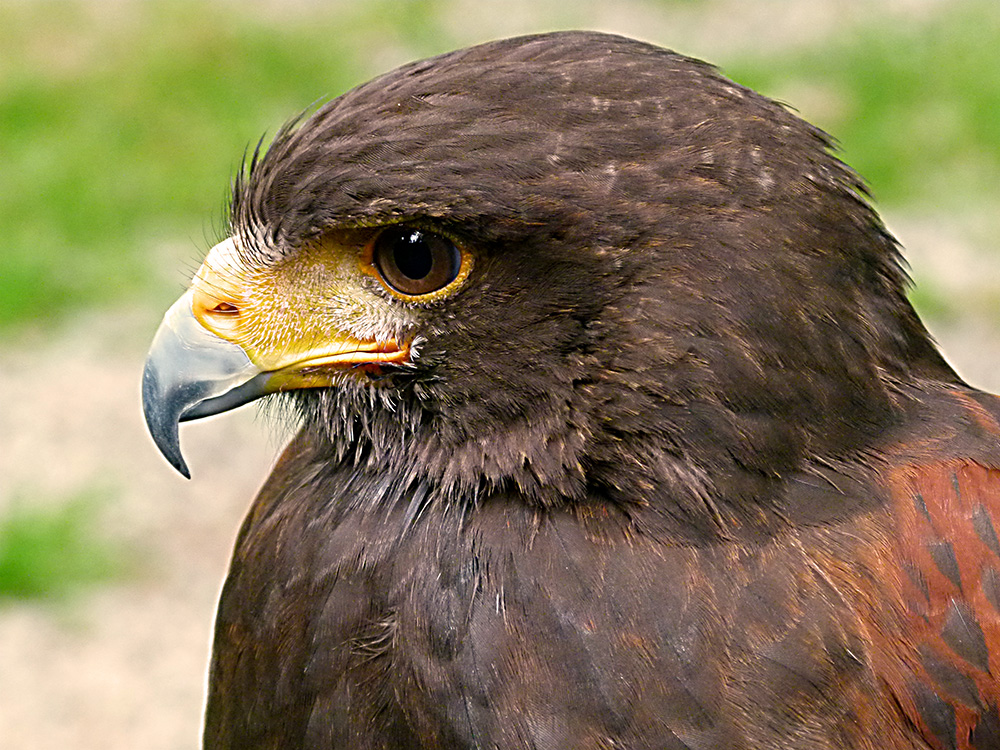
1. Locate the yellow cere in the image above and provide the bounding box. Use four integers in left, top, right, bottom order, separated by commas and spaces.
189, 233, 420, 373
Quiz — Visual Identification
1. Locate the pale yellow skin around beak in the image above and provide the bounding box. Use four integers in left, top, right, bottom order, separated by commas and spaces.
190, 235, 411, 380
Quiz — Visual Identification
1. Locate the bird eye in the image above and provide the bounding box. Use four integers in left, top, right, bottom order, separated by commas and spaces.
371, 227, 465, 298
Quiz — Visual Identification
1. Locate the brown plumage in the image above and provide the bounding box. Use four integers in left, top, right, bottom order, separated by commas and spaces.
141, 31, 1000, 749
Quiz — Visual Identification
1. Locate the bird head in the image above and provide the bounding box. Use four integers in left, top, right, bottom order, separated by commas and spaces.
143, 32, 952, 528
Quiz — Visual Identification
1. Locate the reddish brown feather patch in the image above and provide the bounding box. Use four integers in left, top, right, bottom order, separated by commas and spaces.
887, 460, 1000, 750
952, 392, 1000, 436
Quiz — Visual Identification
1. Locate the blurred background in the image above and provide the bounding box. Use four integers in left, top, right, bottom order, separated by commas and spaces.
1, 0, 998, 746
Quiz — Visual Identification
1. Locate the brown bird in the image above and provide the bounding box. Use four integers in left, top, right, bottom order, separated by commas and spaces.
141, 31, 1000, 750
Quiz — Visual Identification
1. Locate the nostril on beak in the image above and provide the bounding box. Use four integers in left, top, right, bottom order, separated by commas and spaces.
191, 280, 244, 339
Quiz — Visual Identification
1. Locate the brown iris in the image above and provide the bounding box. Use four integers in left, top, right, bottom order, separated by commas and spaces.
371, 227, 464, 297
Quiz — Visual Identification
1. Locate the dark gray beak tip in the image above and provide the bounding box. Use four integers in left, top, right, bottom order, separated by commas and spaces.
142, 360, 192, 479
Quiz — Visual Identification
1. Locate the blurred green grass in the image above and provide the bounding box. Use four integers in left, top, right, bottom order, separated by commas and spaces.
0, 0, 452, 333
726, 2, 1000, 209
1, 0, 998, 336
0, 486, 128, 601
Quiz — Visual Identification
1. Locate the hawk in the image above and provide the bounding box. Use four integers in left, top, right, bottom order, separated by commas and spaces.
142, 31, 1000, 749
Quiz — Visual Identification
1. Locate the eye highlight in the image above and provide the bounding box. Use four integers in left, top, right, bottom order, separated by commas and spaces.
369, 227, 470, 300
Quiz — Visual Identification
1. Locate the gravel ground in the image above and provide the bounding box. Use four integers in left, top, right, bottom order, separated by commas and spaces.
2, 2, 997, 747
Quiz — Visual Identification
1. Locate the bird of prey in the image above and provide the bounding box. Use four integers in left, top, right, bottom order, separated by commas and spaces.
142, 31, 1000, 750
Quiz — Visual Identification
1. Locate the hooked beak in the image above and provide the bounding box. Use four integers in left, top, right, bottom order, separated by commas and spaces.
141, 292, 271, 478
141, 237, 408, 478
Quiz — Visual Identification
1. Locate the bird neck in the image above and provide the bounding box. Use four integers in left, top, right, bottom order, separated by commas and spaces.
295, 355, 903, 544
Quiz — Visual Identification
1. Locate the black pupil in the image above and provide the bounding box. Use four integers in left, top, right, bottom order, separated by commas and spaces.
394, 232, 434, 280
